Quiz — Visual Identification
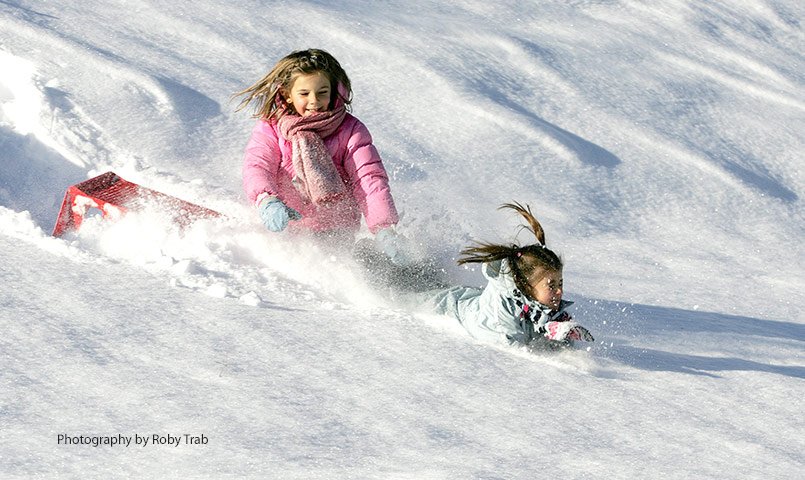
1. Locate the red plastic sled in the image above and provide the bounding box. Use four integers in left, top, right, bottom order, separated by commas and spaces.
52, 171, 221, 237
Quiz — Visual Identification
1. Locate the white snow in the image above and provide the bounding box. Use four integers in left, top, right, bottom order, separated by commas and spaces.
1, 1, 803, 478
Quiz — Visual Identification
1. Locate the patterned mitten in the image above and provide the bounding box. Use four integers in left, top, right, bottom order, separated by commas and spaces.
543, 321, 595, 342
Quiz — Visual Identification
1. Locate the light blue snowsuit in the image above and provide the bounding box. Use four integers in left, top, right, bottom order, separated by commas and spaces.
422, 259, 573, 346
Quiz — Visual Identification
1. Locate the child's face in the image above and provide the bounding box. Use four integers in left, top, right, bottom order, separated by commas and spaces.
527, 268, 563, 310
286, 72, 332, 116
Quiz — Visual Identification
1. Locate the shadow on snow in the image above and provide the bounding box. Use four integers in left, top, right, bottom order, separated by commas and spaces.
571, 295, 804, 379
0, 125, 86, 230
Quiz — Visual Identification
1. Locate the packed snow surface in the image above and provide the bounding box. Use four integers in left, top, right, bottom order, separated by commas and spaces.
1, 1, 803, 478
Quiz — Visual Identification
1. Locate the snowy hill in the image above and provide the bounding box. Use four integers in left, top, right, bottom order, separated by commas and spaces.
1, 1, 803, 478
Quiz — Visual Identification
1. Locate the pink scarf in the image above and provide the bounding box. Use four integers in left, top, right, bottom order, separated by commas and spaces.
278, 106, 348, 205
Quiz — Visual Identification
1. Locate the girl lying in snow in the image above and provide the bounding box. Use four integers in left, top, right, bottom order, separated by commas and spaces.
423, 203, 594, 349
235, 48, 410, 264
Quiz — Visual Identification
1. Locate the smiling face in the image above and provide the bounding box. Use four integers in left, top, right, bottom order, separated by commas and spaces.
526, 268, 563, 310
285, 71, 332, 116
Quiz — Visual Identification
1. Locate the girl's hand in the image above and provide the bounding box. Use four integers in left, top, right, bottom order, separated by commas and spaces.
543, 321, 595, 342
374, 227, 413, 266
258, 195, 302, 232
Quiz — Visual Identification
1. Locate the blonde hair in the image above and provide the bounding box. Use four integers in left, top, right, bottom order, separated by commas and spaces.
233, 48, 352, 120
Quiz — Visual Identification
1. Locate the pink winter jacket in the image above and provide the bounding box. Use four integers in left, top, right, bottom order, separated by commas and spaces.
242, 113, 399, 234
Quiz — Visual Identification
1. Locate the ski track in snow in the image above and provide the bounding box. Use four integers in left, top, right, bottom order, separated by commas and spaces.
1, 1, 803, 478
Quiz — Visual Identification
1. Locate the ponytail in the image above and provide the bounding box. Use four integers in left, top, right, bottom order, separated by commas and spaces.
457, 202, 562, 294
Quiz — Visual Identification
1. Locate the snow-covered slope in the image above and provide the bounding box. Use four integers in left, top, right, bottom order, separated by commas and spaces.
1, 1, 802, 478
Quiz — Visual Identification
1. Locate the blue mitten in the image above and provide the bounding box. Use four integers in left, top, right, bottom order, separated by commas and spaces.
374, 227, 412, 266
258, 196, 302, 232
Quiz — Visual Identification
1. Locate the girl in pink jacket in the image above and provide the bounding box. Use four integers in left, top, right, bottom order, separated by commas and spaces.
236, 49, 408, 264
